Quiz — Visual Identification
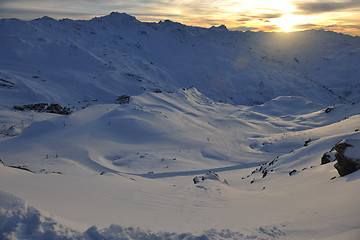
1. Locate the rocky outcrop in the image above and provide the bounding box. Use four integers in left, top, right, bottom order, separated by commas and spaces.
193, 171, 229, 185
321, 139, 360, 176
4, 126, 21, 137
116, 95, 130, 105
289, 170, 297, 176
14, 103, 71, 115
333, 139, 360, 176
321, 151, 335, 165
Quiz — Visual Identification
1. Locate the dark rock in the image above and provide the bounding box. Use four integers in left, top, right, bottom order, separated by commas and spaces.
13, 103, 71, 115
324, 106, 334, 113
8, 165, 35, 173
289, 170, 297, 176
321, 152, 331, 165
13, 105, 25, 111
116, 95, 130, 104
304, 138, 312, 146
0, 78, 15, 89
0, 158, 5, 166
46, 103, 72, 115
154, 89, 162, 93
333, 140, 360, 176
193, 176, 202, 184
193, 171, 225, 184
23, 103, 48, 111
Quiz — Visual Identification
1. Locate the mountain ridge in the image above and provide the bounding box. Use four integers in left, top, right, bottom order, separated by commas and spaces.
1, 12, 360, 110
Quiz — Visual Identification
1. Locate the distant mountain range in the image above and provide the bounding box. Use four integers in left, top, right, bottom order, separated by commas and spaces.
1, 11, 360, 110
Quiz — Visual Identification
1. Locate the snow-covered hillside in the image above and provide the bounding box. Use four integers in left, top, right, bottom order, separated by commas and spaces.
0, 13, 359, 239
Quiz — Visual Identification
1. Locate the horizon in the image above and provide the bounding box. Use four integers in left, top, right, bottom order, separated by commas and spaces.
0, 0, 359, 37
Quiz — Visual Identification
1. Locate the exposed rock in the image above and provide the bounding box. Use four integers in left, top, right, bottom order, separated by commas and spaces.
46, 103, 72, 115
333, 139, 360, 176
321, 152, 332, 165
154, 89, 162, 93
193, 171, 229, 185
324, 106, 335, 113
321, 147, 337, 165
193, 175, 204, 184
8, 165, 35, 173
262, 170, 268, 178
13, 103, 71, 115
289, 170, 297, 176
116, 95, 130, 104
304, 138, 312, 146
5, 126, 21, 136
0, 78, 15, 89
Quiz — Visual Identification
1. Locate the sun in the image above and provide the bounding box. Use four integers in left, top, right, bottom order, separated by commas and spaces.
271, 14, 304, 32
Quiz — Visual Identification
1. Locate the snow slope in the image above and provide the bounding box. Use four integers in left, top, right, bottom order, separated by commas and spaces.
0, 13, 360, 239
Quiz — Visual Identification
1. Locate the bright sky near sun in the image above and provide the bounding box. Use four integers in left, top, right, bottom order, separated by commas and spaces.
0, 0, 359, 36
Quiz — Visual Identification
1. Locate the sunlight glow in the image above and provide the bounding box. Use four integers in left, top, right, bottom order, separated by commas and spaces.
271, 14, 306, 32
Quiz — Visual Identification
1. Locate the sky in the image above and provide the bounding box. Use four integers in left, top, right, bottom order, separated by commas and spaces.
0, 0, 359, 36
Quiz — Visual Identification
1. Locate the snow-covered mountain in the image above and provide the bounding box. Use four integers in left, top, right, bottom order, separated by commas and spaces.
0, 12, 359, 239
1, 11, 360, 109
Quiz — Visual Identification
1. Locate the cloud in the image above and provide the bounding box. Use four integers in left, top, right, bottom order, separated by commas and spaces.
292, 22, 360, 36
230, 26, 259, 31
260, 25, 281, 31
258, 13, 283, 19
236, 17, 252, 22
0, 0, 179, 19
0, 6, 96, 20
293, 23, 319, 29
234, 12, 283, 25
345, 24, 360, 30
294, 0, 360, 14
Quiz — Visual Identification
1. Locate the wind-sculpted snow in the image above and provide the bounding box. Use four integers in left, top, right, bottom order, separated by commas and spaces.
0, 190, 291, 240
4, 88, 357, 175
0, 190, 78, 239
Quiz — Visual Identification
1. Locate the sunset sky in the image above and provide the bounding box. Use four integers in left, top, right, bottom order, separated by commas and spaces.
0, 0, 359, 36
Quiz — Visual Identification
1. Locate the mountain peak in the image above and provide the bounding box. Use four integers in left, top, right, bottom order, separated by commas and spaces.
33, 16, 56, 22
97, 12, 140, 24
209, 25, 228, 31
158, 19, 185, 27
